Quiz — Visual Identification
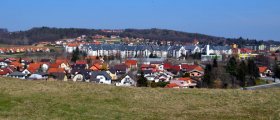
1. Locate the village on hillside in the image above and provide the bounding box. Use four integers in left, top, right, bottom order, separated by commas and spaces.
1, 34, 280, 89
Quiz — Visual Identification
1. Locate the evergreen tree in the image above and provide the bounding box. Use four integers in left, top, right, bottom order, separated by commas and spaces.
237, 60, 247, 87
19, 57, 22, 63
100, 63, 108, 71
247, 59, 259, 86
30, 59, 34, 63
137, 71, 148, 87
203, 64, 212, 88
71, 47, 80, 62
273, 57, 280, 80
226, 57, 237, 87
213, 57, 218, 67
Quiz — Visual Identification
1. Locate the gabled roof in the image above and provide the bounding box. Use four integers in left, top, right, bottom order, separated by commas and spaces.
181, 64, 204, 72
90, 63, 102, 71
90, 71, 112, 82
193, 66, 204, 72
10, 62, 23, 68
181, 64, 197, 70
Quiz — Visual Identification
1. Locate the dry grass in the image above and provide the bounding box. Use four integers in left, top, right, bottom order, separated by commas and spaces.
0, 77, 279, 120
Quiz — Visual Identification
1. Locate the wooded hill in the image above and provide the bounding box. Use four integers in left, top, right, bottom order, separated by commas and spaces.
0, 27, 278, 45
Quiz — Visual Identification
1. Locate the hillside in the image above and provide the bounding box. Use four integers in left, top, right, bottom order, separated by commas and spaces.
1, 27, 278, 45
0, 78, 279, 120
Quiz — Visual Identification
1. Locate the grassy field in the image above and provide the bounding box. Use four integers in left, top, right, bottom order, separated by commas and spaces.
0, 78, 279, 120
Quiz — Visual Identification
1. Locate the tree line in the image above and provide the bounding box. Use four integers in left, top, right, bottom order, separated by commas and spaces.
202, 57, 280, 88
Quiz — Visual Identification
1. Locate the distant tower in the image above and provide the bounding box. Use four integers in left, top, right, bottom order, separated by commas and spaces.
206, 44, 210, 55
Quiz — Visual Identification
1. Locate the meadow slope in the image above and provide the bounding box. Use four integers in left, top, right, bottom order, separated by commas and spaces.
0, 77, 279, 120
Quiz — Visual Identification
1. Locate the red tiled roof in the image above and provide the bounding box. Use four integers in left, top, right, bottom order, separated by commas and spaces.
125, 60, 137, 66
85, 56, 97, 60
181, 64, 197, 70
67, 43, 80, 47
259, 66, 268, 73
0, 68, 13, 75
163, 63, 172, 69
171, 65, 181, 72
55, 59, 68, 64
193, 66, 204, 72
50, 63, 60, 68
177, 77, 192, 81
141, 64, 156, 68
28, 63, 42, 70
90, 63, 102, 71
48, 68, 65, 74
165, 83, 179, 88
76, 60, 87, 65
10, 62, 23, 68
27, 67, 37, 74
240, 48, 254, 53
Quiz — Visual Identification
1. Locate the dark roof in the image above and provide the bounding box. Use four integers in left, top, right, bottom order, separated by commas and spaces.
90, 71, 112, 82
114, 64, 127, 72
72, 69, 91, 80
184, 45, 196, 51
71, 64, 86, 70
9, 71, 25, 76
143, 70, 153, 74
212, 46, 231, 50
40, 59, 52, 63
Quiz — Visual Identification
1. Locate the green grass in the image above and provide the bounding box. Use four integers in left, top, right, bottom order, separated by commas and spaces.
0, 77, 279, 120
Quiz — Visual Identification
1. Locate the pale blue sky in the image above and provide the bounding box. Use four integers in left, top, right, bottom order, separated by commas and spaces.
0, 0, 280, 40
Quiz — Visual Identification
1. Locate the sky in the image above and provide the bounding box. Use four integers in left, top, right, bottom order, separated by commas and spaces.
0, 0, 280, 40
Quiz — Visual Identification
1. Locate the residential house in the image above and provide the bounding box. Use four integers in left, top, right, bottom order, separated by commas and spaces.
71, 69, 91, 82
116, 74, 136, 87
0, 68, 13, 76
8, 71, 26, 79
90, 71, 112, 84
0, 61, 8, 68
28, 72, 48, 80
112, 64, 128, 76
169, 77, 197, 88
181, 64, 204, 77
125, 60, 138, 69
89, 62, 103, 71
55, 59, 71, 71
259, 66, 272, 78
65, 43, 80, 53
48, 68, 67, 81
165, 83, 180, 88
